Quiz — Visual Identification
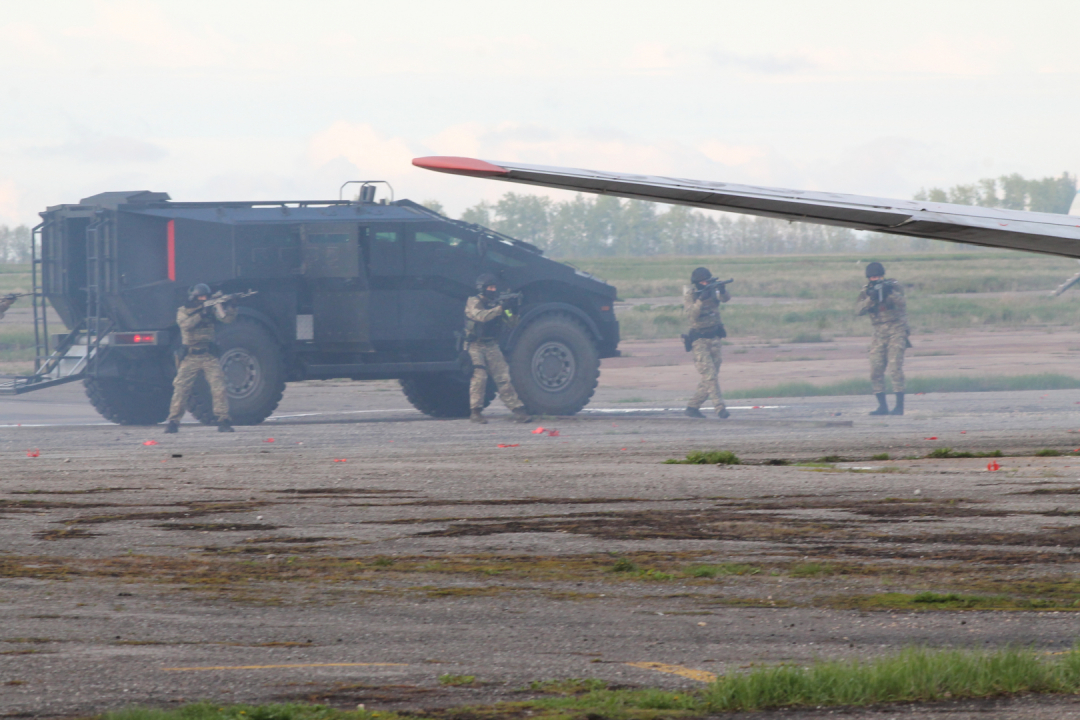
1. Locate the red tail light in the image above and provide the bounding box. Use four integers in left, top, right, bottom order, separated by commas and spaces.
111, 332, 159, 345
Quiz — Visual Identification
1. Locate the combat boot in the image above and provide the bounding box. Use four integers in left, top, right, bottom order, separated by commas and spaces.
890, 392, 905, 416
164, 421, 179, 434
217, 419, 234, 433
685, 407, 706, 419
470, 409, 487, 424
869, 393, 889, 415
717, 407, 730, 419
510, 407, 533, 423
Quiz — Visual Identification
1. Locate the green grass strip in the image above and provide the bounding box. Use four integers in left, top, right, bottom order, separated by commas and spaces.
701, 645, 1080, 711
96, 646, 1080, 718
530, 646, 1080, 714
726, 373, 1080, 399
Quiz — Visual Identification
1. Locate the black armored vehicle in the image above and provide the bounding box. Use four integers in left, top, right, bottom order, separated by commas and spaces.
3, 186, 619, 424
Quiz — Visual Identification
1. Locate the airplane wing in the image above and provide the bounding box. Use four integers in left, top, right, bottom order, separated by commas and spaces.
413, 156, 1080, 259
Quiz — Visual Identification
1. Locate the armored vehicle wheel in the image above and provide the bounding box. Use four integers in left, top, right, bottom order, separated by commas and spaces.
400, 372, 495, 418
84, 376, 172, 426
187, 318, 285, 425
509, 313, 599, 416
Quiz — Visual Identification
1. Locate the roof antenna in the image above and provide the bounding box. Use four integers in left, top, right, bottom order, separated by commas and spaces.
339, 180, 395, 203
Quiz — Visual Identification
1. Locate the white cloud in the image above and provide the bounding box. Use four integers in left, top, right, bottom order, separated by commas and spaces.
307, 122, 416, 180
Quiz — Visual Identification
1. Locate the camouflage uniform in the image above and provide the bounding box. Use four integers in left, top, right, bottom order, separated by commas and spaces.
167, 301, 237, 423
464, 295, 524, 411
857, 279, 909, 393
0, 295, 16, 320
684, 284, 731, 411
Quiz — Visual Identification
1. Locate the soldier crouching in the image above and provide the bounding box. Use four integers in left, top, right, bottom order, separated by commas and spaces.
464, 273, 532, 424
164, 283, 237, 433
857, 262, 910, 416
683, 266, 731, 419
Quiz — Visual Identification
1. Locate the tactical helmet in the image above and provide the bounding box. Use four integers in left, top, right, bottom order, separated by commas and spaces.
865, 262, 885, 278
475, 273, 499, 293
691, 267, 712, 284
188, 283, 212, 300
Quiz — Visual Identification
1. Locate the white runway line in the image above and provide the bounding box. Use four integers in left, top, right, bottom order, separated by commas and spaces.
0, 405, 784, 429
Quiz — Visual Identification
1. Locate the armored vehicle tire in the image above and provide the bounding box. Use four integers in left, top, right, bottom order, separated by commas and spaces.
84, 376, 172, 425
400, 373, 495, 418
187, 318, 285, 425
509, 313, 599, 416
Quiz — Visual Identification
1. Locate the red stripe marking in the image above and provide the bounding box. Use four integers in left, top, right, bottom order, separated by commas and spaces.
167, 219, 175, 281
412, 156, 509, 177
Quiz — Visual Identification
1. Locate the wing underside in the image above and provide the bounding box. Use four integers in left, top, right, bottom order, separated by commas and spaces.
413, 156, 1080, 259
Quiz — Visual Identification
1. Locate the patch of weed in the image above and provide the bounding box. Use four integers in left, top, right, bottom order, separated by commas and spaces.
687, 563, 761, 578
438, 674, 477, 686
871, 453, 890, 461
665, 450, 740, 465
789, 562, 835, 578
926, 448, 1003, 459
1035, 448, 1063, 457
527, 678, 608, 695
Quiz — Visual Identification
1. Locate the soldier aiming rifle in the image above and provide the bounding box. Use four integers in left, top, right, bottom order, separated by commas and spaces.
0, 292, 31, 320
856, 262, 910, 416
683, 267, 732, 419
164, 285, 256, 433
463, 274, 532, 424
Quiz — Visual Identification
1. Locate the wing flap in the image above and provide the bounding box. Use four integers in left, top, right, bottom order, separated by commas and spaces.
413, 156, 1080, 259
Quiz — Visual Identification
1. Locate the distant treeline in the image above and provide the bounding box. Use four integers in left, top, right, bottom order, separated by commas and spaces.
423, 172, 1077, 258
915, 172, 1076, 214
0, 225, 31, 264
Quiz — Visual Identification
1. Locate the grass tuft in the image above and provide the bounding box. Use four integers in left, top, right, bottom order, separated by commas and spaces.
926, 448, 1003, 459
1035, 448, 1062, 457
687, 563, 761, 578
664, 450, 740, 465
871, 453, 890, 461
528, 646, 1080, 714
528, 678, 608, 695
702, 645, 1080, 711
438, 674, 477, 686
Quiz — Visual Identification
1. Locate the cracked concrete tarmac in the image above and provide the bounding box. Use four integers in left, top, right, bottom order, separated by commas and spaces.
2, 381, 1080, 718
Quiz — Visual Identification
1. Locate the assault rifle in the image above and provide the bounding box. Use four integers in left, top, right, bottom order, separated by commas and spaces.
0, 292, 32, 318
496, 291, 524, 308
200, 290, 258, 310
866, 280, 892, 307
694, 277, 734, 299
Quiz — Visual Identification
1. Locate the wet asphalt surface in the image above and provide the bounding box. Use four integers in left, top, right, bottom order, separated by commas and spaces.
1, 381, 1080, 718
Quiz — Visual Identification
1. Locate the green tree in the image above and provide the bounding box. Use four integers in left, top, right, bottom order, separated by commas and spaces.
915, 172, 1076, 213
492, 192, 553, 247
419, 199, 446, 215
460, 200, 493, 227
0, 225, 31, 264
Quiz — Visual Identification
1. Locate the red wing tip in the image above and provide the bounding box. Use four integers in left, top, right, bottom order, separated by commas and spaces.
412, 156, 509, 177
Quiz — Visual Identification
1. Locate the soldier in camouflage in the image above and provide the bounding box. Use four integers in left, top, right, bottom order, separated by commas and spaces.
464, 273, 532, 424
0, 294, 17, 320
164, 283, 237, 433
857, 262, 909, 416
684, 266, 731, 419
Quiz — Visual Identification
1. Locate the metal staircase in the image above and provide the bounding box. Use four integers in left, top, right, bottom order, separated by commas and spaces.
0, 216, 111, 395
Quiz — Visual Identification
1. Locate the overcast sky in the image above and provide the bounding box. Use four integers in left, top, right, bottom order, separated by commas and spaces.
1, 0, 1077, 225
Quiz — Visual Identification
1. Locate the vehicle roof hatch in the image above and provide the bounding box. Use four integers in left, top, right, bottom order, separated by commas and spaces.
78, 191, 171, 209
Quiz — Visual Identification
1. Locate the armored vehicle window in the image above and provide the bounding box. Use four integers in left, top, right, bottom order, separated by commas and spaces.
307, 232, 350, 245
